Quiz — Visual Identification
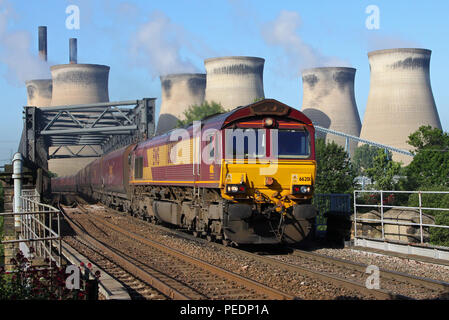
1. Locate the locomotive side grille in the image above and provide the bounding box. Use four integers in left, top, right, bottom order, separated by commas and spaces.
135, 157, 144, 179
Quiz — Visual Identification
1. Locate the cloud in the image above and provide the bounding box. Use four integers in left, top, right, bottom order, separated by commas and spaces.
129, 11, 208, 77
261, 10, 349, 77
0, 0, 51, 86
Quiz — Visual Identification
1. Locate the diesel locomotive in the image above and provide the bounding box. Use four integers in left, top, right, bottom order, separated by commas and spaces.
52, 99, 317, 245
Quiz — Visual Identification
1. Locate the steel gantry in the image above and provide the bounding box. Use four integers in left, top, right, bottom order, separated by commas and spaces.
314, 125, 414, 159
18, 98, 156, 169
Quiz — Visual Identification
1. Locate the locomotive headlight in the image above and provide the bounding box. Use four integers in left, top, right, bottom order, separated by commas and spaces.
264, 117, 274, 127
225, 184, 246, 194
292, 185, 312, 195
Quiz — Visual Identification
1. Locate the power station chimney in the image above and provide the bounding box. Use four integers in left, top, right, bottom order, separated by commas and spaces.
38, 26, 47, 62
360, 48, 442, 164
301, 67, 361, 153
156, 73, 206, 134
26, 26, 52, 107
204, 56, 265, 110
69, 38, 77, 64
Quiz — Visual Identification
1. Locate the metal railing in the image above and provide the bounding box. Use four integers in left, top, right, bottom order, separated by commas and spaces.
0, 190, 62, 267
354, 190, 449, 245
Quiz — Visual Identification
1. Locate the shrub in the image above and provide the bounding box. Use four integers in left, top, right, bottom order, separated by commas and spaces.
408, 186, 449, 247
0, 249, 100, 300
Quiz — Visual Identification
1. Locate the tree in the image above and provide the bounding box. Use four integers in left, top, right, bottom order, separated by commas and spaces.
352, 144, 380, 175
177, 101, 225, 127
315, 139, 356, 194
365, 149, 402, 190
406, 125, 449, 189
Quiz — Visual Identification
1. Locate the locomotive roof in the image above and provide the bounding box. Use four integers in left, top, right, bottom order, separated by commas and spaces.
138, 99, 313, 149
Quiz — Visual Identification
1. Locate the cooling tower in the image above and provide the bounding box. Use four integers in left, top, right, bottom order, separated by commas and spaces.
26, 79, 52, 107
50, 64, 109, 106
204, 56, 265, 110
360, 48, 442, 164
301, 67, 361, 152
49, 63, 110, 177
156, 73, 206, 134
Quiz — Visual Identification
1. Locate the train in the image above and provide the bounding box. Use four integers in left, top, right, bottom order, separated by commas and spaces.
52, 99, 318, 245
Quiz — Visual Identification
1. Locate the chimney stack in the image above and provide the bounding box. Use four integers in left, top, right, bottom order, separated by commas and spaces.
69, 38, 77, 64
38, 26, 47, 61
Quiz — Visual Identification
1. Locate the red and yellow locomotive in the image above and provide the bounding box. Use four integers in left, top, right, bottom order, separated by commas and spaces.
53, 99, 317, 245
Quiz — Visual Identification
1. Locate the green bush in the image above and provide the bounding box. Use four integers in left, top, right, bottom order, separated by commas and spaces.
1, 250, 99, 300
177, 101, 225, 127
315, 139, 356, 194
408, 186, 449, 247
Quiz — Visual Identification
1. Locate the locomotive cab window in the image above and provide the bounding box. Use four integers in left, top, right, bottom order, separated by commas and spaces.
134, 157, 143, 179
231, 129, 266, 159
277, 129, 310, 158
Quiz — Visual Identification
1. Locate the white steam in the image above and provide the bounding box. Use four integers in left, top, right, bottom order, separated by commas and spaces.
261, 10, 349, 76
130, 11, 203, 77
0, 0, 51, 86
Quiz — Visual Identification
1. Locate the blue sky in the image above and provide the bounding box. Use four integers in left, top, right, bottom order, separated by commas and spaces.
0, 0, 448, 164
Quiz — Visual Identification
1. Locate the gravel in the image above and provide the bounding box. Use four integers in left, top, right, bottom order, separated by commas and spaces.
312, 247, 449, 283
72, 204, 377, 300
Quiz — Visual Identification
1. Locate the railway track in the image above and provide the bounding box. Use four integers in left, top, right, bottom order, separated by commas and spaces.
65, 236, 168, 300
58, 195, 449, 299
282, 248, 449, 299
59, 202, 294, 300
82, 200, 449, 300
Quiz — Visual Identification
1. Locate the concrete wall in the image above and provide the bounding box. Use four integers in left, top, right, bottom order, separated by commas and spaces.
25, 79, 52, 107
301, 67, 361, 153
49, 64, 110, 177
204, 56, 265, 110
156, 73, 206, 135
360, 48, 442, 165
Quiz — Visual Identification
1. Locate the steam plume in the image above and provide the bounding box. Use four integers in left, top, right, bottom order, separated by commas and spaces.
0, 0, 50, 86
261, 10, 349, 77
